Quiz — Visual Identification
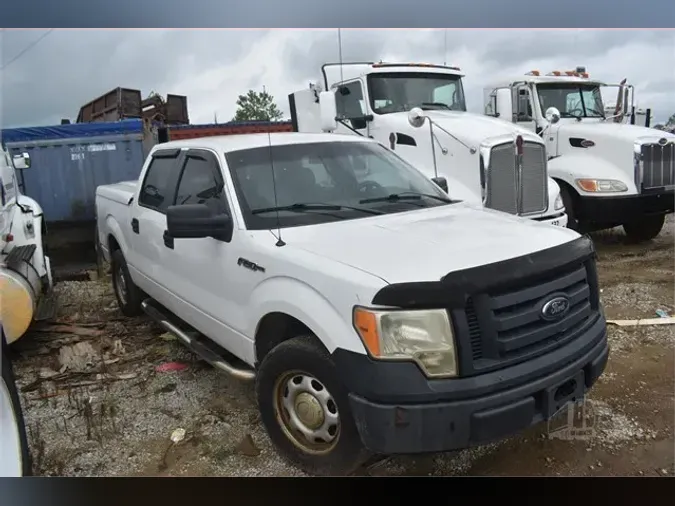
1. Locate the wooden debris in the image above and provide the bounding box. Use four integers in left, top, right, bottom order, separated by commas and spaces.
32, 324, 104, 337
607, 317, 675, 327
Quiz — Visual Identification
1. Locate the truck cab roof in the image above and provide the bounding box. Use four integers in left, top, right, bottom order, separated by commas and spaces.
150, 132, 376, 156
489, 75, 607, 89
322, 62, 464, 88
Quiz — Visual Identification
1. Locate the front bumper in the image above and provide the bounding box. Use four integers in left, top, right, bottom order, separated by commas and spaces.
576, 189, 674, 227
334, 316, 608, 454
529, 211, 568, 228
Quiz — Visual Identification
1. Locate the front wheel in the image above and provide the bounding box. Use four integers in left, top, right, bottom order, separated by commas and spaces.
256, 336, 370, 476
1, 339, 31, 476
623, 214, 666, 243
559, 185, 580, 231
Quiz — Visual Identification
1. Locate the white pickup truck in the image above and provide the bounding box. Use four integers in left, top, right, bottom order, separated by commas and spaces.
95, 132, 609, 475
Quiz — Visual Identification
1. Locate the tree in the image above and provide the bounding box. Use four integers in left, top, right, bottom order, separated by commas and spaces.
667, 113, 675, 126
232, 89, 283, 121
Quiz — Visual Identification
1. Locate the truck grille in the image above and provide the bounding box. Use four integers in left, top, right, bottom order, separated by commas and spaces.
460, 259, 600, 375
641, 142, 675, 190
484, 141, 548, 216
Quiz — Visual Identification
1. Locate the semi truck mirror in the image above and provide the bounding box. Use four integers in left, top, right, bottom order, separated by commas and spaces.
12, 152, 31, 170
407, 107, 426, 128
545, 107, 561, 124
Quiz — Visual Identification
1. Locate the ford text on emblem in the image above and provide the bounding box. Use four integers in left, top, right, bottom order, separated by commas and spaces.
540, 295, 570, 321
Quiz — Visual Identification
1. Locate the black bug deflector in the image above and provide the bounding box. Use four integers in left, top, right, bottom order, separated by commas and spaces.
371, 235, 596, 309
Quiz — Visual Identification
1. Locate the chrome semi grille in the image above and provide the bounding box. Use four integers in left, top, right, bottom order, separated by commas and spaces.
484, 141, 548, 216
640, 141, 675, 190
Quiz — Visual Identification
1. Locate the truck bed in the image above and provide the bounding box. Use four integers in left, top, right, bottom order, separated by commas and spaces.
95, 180, 138, 262
96, 180, 138, 206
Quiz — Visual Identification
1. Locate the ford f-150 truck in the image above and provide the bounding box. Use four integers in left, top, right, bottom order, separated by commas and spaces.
95, 130, 608, 475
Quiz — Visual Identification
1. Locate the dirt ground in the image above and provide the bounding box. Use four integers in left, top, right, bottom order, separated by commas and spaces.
10, 217, 675, 477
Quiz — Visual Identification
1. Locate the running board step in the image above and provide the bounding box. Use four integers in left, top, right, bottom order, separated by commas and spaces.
141, 298, 255, 381
35, 290, 58, 321
5, 244, 37, 267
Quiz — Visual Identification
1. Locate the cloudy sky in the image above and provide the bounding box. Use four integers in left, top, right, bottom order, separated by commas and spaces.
1, 29, 674, 129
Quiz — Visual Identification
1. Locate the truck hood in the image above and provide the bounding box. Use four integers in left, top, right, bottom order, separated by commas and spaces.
383, 110, 543, 148
557, 120, 675, 144
282, 203, 579, 284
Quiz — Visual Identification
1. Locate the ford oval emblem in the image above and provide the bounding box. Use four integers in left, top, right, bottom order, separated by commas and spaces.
540, 295, 570, 321
658, 137, 668, 146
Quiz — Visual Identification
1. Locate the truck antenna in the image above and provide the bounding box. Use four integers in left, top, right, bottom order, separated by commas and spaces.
443, 29, 448, 66
266, 111, 285, 247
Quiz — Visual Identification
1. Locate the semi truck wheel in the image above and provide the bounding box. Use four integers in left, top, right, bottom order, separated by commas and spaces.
1, 340, 32, 476
623, 214, 666, 243
256, 335, 370, 476
111, 250, 144, 316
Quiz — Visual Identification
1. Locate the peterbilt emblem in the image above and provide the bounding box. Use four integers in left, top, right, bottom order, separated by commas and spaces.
540, 295, 570, 321
658, 138, 668, 146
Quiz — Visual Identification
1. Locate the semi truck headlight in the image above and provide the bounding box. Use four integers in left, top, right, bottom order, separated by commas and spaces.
576, 179, 628, 193
554, 194, 564, 210
353, 307, 458, 377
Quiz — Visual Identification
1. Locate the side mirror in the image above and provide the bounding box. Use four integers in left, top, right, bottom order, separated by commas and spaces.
545, 107, 561, 124
431, 176, 449, 193
166, 204, 232, 241
319, 91, 337, 132
12, 152, 31, 170
407, 107, 426, 128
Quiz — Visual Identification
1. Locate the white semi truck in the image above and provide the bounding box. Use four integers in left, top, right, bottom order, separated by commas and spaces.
483, 67, 675, 242
0, 147, 54, 345
288, 62, 568, 228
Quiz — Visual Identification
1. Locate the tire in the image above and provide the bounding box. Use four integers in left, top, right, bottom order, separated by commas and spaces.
559, 184, 580, 231
256, 335, 370, 476
1, 339, 32, 476
110, 249, 144, 316
623, 214, 666, 243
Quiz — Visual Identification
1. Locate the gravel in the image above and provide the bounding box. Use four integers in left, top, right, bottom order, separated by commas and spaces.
11, 218, 674, 476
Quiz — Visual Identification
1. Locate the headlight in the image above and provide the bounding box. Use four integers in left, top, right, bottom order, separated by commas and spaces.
575, 179, 628, 193
554, 194, 564, 210
353, 307, 457, 377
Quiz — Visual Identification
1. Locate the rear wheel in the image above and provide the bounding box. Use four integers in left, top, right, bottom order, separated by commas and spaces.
623, 214, 666, 243
256, 335, 369, 476
111, 249, 144, 316
1, 339, 31, 476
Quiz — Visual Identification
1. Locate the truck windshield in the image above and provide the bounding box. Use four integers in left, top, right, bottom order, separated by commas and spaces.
367, 72, 467, 114
536, 83, 605, 119
226, 141, 453, 230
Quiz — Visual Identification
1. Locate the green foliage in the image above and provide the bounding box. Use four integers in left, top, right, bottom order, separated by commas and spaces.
232, 89, 283, 121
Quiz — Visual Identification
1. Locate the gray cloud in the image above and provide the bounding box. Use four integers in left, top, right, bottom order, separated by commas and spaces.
1, 29, 674, 129
4, 0, 675, 28
1, 29, 265, 127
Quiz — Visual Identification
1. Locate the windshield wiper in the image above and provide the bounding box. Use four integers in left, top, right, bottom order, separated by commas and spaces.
251, 202, 384, 216
586, 107, 605, 118
359, 192, 454, 205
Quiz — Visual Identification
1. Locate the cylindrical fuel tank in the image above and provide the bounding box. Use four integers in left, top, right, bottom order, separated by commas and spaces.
0, 262, 41, 344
